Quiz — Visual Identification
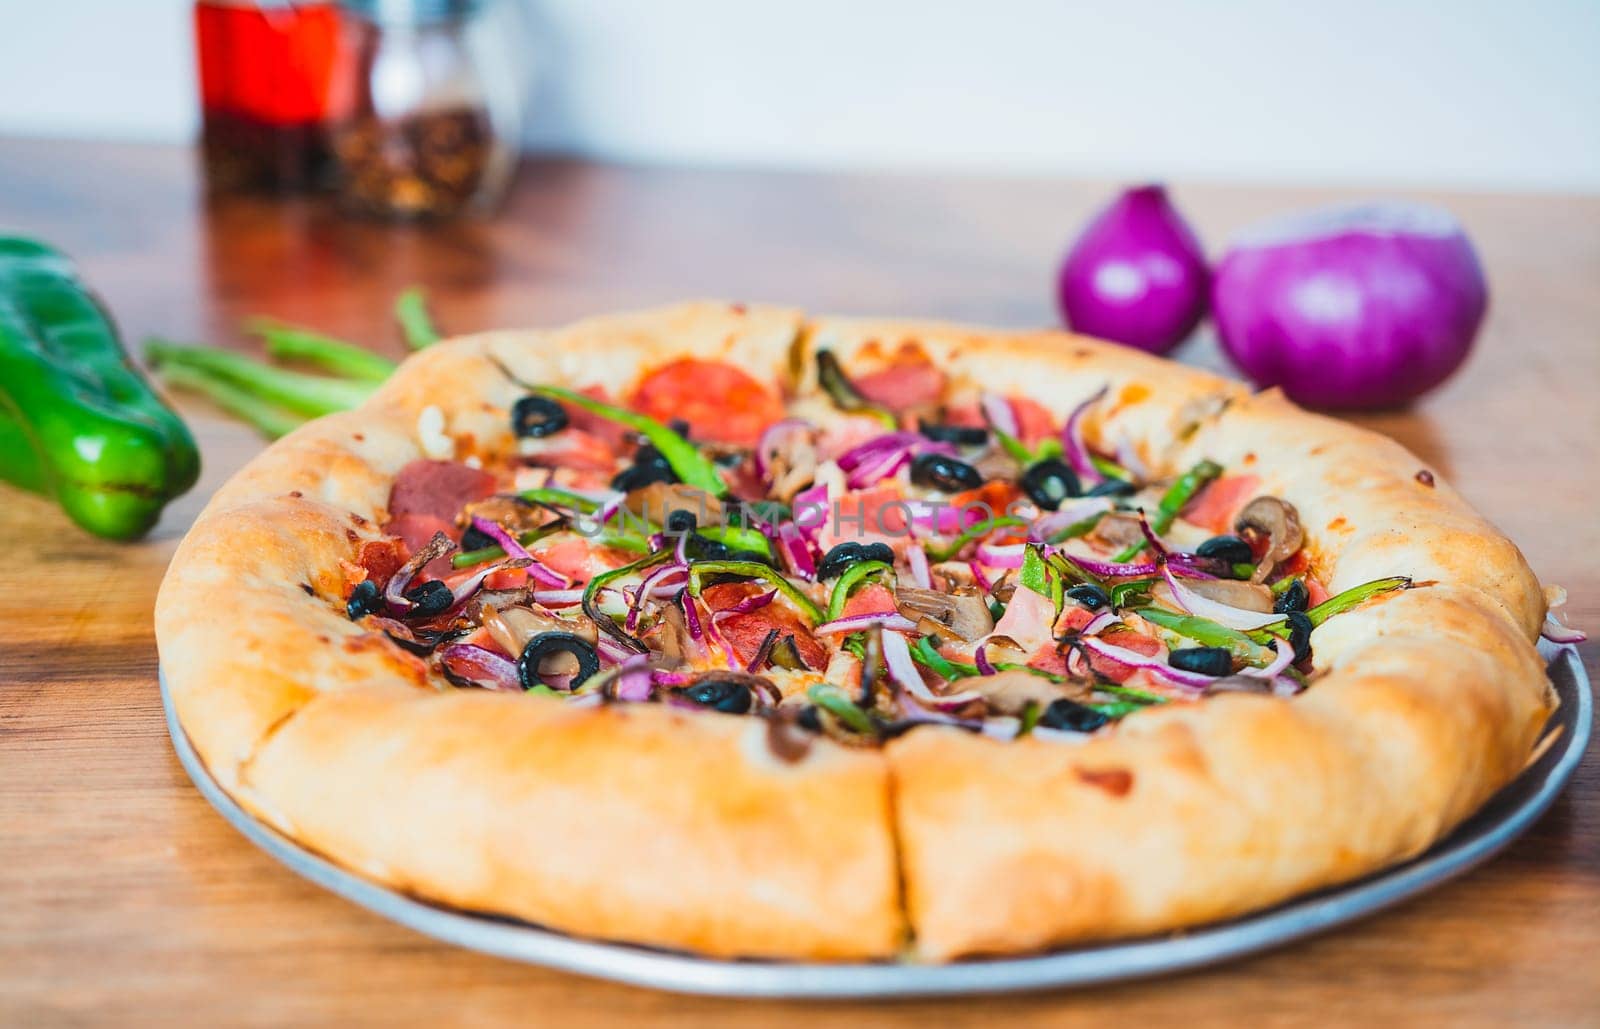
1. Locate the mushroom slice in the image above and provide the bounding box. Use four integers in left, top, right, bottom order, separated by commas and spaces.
625, 482, 724, 527
1158, 577, 1275, 613
1088, 512, 1147, 549
897, 587, 995, 642
483, 603, 597, 657
1235, 496, 1304, 584
963, 669, 1081, 716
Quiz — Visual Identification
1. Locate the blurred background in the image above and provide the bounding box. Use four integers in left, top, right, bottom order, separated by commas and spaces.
3, 0, 1597, 191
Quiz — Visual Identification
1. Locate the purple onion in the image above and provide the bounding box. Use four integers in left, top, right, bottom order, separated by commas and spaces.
1056, 184, 1209, 354
1213, 202, 1487, 410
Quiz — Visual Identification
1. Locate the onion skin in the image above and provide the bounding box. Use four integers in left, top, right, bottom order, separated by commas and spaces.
1056, 185, 1209, 355
1212, 203, 1488, 410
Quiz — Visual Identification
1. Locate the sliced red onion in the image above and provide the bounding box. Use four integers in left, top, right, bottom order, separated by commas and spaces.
1137, 511, 1170, 559
776, 521, 817, 580
969, 561, 993, 594
979, 391, 1019, 437
1161, 563, 1284, 630
594, 491, 627, 526
383, 532, 456, 613
1060, 386, 1108, 484
447, 558, 531, 609
439, 643, 520, 691
903, 498, 980, 537
712, 589, 778, 618
650, 669, 697, 688
626, 563, 687, 632
530, 588, 585, 607
881, 630, 982, 709
973, 641, 998, 676
1062, 554, 1159, 578
1079, 636, 1215, 690
1541, 614, 1587, 645
1240, 638, 1295, 679
975, 541, 1027, 569
595, 635, 637, 667
837, 433, 956, 490
906, 544, 932, 590
814, 612, 919, 636
792, 481, 830, 542
611, 654, 655, 702
1080, 609, 1119, 636
1029, 496, 1113, 542
681, 592, 705, 641
754, 418, 811, 481
470, 515, 531, 560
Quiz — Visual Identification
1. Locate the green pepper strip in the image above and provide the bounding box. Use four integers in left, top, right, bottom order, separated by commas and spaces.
1132, 607, 1278, 666
825, 560, 895, 621
992, 425, 1034, 465
1018, 702, 1043, 735
146, 340, 376, 418
1090, 454, 1132, 481
451, 522, 569, 568
687, 560, 825, 624
244, 317, 396, 382
394, 286, 440, 350
531, 385, 727, 495
1109, 578, 1158, 609
908, 638, 1161, 718
520, 486, 602, 512
1112, 458, 1223, 562
583, 548, 675, 651
1307, 576, 1411, 628
807, 684, 876, 734
815, 350, 896, 429
699, 523, 775, 558
923, 516, 1028, 562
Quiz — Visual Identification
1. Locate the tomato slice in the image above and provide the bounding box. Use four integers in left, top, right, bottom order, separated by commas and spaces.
627, 359, 784, 447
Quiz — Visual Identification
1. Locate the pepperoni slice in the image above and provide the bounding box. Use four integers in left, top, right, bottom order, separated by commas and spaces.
1180, 474, 1260, 535
389, 459, 497, 524
854, 353, 947, 412
627, 359, 784, 447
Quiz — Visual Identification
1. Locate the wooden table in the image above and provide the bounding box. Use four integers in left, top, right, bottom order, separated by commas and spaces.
1, 138, 1595, 1025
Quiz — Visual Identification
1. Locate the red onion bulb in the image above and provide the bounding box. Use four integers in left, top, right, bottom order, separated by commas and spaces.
1212, 203, 1487, 410
1056, 185, 1209, 354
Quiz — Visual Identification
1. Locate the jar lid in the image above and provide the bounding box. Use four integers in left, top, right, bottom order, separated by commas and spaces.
337, 0, 481, 25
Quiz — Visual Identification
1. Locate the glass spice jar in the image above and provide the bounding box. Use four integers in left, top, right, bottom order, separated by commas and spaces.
329, 0, 526, 219
194, 0, 342, 193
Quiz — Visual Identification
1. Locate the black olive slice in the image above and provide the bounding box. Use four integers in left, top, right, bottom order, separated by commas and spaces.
346, 579, 382, 620
910, 453, 984, 493
679, 677, 755, 714
511, 395, 569, 438
1065, 583, 1111, 611
1085, 478, 1137, 498
402, 579, 455, 618
1168, 646, 1233, 677
1274, 579, 1310, 614
1020, 459, 1082, 511
1195, 534, 1254, 566
1038, 698, 1109, 733
518, 631, 601, 690
817, 542, 867, 580
459, 524, 498, 552
1283, 611, 1313, 662
917, 420, 988, 446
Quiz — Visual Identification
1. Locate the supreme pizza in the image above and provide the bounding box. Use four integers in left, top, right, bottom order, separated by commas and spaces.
155, 302, 1562, 961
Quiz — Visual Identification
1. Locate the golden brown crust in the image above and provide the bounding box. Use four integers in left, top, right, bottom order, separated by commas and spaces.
156, 301, 1552, 962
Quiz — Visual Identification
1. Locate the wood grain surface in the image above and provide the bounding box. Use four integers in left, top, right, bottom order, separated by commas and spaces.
0, 138, 1595, 1026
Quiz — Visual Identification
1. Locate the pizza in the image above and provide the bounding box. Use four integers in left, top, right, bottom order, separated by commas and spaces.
155, 302, 1561, 962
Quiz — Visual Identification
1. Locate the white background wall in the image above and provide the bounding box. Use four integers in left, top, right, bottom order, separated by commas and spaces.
1, 0, 1596, 191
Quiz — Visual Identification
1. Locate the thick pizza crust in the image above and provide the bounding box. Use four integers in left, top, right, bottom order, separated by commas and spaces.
156, 301, 1552, 962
